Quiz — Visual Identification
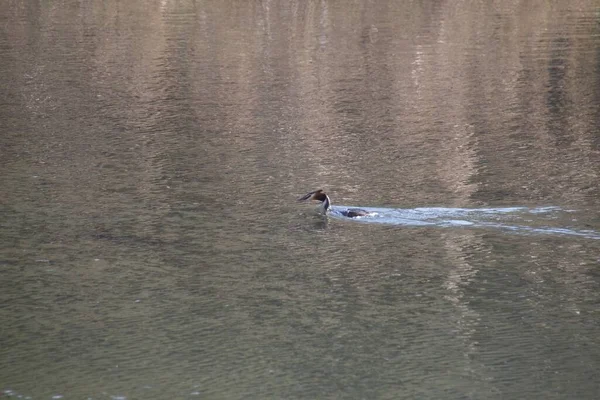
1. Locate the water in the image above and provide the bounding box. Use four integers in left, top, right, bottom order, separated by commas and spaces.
325, 205, 600, 239
1, 1, 600, 399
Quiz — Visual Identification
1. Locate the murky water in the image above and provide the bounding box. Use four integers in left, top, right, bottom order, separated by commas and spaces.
1, 1, 600, 399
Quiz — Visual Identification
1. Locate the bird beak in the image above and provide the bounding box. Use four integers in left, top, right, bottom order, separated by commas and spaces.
298, 192, 314, 201
298, 190, 320, 201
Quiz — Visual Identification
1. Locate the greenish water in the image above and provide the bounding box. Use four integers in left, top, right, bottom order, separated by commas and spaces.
1, 1, 599, 399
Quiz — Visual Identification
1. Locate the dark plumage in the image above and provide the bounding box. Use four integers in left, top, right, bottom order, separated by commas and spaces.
298, 189, 372, 218
342, 208, 370, 218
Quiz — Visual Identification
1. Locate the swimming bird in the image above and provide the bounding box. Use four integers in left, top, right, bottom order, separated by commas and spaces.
297, 189, 373, 218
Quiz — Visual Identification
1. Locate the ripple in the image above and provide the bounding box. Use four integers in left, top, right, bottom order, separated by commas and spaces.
329, 206, 600, 239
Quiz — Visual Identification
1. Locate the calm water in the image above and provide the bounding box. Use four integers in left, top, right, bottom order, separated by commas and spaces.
1, 1, 600, 399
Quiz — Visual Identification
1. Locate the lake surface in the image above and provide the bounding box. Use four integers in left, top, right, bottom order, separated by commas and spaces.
1, 1, 600, 399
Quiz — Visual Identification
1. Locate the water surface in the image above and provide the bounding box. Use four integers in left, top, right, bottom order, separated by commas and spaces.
1, 1, 600, 399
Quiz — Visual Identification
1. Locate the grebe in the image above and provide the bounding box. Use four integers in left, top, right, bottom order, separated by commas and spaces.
297, 189, 373, 218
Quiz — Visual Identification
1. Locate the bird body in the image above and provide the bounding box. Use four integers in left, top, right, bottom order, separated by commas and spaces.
298, 189, 373, 218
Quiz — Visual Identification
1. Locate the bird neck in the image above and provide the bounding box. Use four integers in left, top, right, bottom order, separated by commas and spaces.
319, 195, 331, 214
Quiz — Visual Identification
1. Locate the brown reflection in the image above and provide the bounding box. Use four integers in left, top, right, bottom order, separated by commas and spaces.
441, 232, 492, 391
1, 0, 599, 209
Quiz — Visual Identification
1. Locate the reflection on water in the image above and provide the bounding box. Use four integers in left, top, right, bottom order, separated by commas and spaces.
1, 0, 600, 399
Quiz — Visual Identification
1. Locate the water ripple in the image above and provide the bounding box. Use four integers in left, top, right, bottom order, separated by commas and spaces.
329, 206, 600, 239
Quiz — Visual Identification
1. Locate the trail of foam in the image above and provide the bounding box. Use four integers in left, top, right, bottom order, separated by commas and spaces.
329, 206, 600, 240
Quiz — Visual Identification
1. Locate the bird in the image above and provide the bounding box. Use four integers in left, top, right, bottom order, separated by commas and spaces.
297, 189, 373, 218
